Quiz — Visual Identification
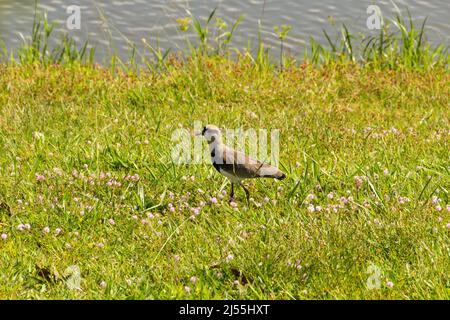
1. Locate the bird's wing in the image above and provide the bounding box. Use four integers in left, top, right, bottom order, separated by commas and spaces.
220, 146, 283, 179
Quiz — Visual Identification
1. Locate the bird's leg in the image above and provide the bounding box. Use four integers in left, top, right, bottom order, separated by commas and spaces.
240, 182, 250, 206
229, 183, 235, 203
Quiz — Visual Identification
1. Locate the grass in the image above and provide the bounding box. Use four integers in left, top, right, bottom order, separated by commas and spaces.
0, 7, 449, 299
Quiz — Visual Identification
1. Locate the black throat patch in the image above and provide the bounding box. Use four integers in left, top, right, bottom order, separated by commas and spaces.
207, 136, 216, 144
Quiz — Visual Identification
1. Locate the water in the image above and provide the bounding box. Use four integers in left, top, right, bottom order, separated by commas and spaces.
0, 0, 448, 62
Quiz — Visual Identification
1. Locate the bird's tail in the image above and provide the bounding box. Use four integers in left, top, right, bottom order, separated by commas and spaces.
259, 165, 287, 180
276, 171, 287, 180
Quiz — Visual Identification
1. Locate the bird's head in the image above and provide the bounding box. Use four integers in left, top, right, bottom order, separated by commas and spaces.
196, 124, 222, 143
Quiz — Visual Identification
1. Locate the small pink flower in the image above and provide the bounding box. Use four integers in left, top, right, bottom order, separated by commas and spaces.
24, 223, 31, 230
43, 227, 50, 234
431, 196, 438, 205
17, 224, 25, 231
307, 194, 315, 201
383, 169, 389, 175
99, 281, 107, 289
354, 176, 363, 189
386, 281, 394, 288
35, 173, 45, 182
436, 205, 442, 212
184, 286, 191, 293
446, 223, 450, 229
108, 218, 115, 225
229, 202, 237, 208
307, 205, 315, 213
210, 197, 218, 204
315, 206, 322, 212
327, 192, 334, 200
55, 228, 62, 235
1, 233, 7, 240
226, 254, 234, 262
174, 255, 181, 261
132, 215, 138, 220
169, 207, 176, 213
190, 276, 197, 284
339, 196, 348, 204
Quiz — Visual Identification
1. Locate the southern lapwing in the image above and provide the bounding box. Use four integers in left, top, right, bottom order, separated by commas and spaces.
197, 124, 286, 203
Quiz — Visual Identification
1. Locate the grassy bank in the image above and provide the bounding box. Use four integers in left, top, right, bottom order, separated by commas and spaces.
0, 8, 449, 299
0, 58, 448, 299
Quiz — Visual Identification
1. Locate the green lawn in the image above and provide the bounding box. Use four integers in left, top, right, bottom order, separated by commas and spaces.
0, 59, 449, 299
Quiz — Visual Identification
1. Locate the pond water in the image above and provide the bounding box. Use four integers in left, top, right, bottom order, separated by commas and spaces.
0, 0, 448, 62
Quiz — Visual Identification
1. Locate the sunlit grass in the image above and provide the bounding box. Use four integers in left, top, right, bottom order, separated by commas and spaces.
0, 5, 448, 300
0, 59, 448, 299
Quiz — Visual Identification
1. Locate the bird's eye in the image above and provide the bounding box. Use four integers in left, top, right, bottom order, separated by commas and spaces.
202, 127, 207, 135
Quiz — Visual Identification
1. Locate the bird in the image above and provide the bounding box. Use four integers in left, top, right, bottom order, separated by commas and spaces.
196, 124, 286, 204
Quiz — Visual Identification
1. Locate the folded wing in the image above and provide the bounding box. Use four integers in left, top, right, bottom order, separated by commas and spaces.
217, 146, 285, 180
